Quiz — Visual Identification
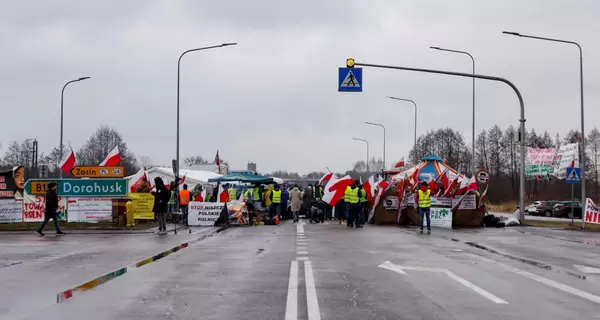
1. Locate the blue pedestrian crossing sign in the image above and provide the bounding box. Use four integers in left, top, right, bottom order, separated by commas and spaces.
566, 167, 581, 184
338, 67, 362, 92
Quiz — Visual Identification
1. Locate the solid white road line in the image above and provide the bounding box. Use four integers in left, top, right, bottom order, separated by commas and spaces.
304, 261, 321, 320
473, 254, 600, 304
442, 270, 508, 304
285, 261, 299, 320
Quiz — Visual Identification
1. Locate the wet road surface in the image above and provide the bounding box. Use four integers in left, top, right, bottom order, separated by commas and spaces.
2, 222, 600, 319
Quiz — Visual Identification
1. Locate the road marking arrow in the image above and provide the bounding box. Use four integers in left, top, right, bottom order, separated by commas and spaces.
573, 264, 600, 274
378, 261, 508, 304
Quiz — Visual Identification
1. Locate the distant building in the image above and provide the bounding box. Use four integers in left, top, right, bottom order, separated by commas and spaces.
247, 162, 257, 173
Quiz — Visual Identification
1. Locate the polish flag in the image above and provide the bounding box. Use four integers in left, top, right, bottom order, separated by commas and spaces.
478, 186, 488, 208
323, 175, 353, 207
459, 176, 478, 193
362, 175, 376, 203
410, 166, 421, 185
215, 150, 221, 173
318, 172, 334, 185
367, 178, 391, 224
441, 170, 450, 190
394, 157, 405, 168
129, 167, 146, 192
443, 173, 460, 197
59, 148, 77, 174
178, 174, 186, 185
217, 184, 228, 203
452, 190, 472, 213
99, 146, 120, 166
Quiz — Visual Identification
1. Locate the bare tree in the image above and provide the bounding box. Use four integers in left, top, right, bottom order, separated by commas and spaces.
184, 155, 208, 167
487, 125, 504, 176
77, 126, 139, 175
475, 130, 489, 172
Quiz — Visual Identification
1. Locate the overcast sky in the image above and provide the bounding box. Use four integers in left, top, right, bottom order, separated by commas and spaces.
1, 0, 598, 174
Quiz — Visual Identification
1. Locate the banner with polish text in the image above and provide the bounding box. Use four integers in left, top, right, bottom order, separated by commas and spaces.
584, 198, 600, 225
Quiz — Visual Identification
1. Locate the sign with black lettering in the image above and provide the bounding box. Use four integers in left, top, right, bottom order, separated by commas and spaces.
188, 202, 223, 227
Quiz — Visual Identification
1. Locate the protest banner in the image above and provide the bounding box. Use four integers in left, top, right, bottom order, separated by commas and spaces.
452, 193, 476, 210
584, 198, 600, 225
128, 193, 155, 220
67, 198, 113, 222
429, 207, 453, 229
0, 199, 23, 223
23, 194, 67, 222
188, 202, 223, 227
526, 143, 578, 180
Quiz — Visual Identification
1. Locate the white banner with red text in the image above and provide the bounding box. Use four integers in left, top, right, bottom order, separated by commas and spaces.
188, 202, 223, 227
584, 198, 600, 225
23, 194, 67, 222
0, 199, 23, 223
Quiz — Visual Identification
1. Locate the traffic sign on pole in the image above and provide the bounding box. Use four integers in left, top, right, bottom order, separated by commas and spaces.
24, 179, 58, 195
476, 169, 490, 184
58, 179, 127, 197
70, 166, 124, 178
566, 167, 581, 184
338, 67, 362, 92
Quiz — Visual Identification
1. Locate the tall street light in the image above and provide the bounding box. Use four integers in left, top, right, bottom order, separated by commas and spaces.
353, 137, 369, 172
365, 122, 386, 170
176, 43, 237, 180
430, 46, 476, 175
503, 31, 586, 227
387, 96, 417, 164
60, 77, 90, 178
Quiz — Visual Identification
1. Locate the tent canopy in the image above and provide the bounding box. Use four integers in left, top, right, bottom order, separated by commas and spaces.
209, 172, 274, 184
391, 155, 464, 183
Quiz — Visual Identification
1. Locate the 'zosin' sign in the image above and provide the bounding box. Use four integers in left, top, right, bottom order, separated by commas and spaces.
584, 198, 600, 224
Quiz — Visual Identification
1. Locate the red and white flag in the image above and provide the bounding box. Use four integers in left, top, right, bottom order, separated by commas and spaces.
179, 174, 186, 185
59, 148, 77, 174
452, 190, 472, 213
367, 178, 391, 224
129, 167, 146, 192
99, 145, 120, 166
458, 176, 478, 193
323, 175, 353, 207
478, 186, 488, 208
443, 173, 460, 197
394, 157, 405, 168
215, 150, 221, 167
319, 172, 334, 185
362, 175, 376, 203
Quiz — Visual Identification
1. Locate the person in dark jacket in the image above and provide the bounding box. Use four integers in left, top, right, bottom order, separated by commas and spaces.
36, 182, 64, 236
152, 177, 171, 235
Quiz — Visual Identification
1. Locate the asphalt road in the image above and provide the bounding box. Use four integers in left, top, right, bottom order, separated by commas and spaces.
2, 222, 600, 319
493, 211, 583, 223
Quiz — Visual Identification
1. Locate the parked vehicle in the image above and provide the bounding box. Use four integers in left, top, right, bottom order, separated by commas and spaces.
527, 200, 561, 217
552, 201, 582, 218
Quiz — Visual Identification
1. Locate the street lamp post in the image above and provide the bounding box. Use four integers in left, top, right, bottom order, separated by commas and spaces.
353, 138, 369, 172
176, 43, 237, 180
365, 122, 386, 171
353, 61, 527, 225
60, 77, 90, 178
175, 43, 237, 234
503, 31, 586, 227
430, 46, 476, 176
387, 96, 417, 163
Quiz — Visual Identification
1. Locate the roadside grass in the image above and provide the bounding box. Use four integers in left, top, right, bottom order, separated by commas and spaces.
486, 201, 518, 213
524, 219, 600, 232
0, 221, 156, 231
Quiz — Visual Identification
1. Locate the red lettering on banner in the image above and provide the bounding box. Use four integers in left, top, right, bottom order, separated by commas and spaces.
0, 183, 6, 189
0, 176, 4, 182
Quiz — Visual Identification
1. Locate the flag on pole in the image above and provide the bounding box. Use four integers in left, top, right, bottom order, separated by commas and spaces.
99, 145, 120, 166
59, 148, 77, 174
215, 150, 221, 174
394, 157, 405, 168
478, 186, 488, 208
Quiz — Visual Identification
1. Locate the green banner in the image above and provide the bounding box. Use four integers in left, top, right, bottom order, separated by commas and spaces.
58, 179, 127, 197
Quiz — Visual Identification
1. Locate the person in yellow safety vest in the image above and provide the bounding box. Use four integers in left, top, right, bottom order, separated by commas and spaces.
358, 184, 369, 227
243, 189, 249, 202
415, 181, 432, 234
344, 180, 361, 228
228, 185, 237, 201
336, 187, 347, 224
270, 184, 282, 219
253, 187, 261, 202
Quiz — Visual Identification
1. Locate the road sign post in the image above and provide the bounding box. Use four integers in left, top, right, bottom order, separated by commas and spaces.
70, 166, 124, 178
566, 167, 581, 225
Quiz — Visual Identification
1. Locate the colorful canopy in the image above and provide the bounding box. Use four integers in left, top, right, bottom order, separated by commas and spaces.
390, 155, 464, 183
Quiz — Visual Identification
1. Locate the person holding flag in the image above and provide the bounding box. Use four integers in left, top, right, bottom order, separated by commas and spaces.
415, 181, 432, 234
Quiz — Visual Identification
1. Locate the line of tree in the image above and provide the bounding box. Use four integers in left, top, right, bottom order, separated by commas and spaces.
0, 126, 140, 177
405, 126, 600, 203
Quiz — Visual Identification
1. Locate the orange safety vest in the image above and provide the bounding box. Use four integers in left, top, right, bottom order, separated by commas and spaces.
179, 189, 191, 205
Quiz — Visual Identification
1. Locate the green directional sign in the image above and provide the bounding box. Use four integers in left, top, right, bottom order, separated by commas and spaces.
58, 179, 127, 197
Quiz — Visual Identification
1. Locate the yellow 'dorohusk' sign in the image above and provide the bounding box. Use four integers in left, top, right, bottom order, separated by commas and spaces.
128, 193, 155, 220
